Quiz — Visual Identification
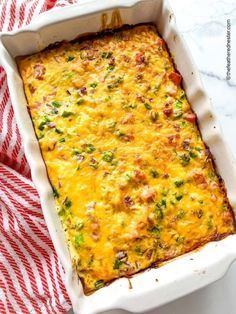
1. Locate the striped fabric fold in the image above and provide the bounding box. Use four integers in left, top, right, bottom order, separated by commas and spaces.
0, 1, 78, 313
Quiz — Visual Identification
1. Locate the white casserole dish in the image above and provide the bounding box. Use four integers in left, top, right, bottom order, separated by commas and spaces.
1, 0, 236, 313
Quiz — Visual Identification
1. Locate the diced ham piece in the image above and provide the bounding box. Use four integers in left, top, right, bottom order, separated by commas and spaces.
136, 94, 145, 103
168, 72, 182, 85
163, 106, 173, 117
193, 173, 206, 184
134, 155, 144, 166
92, 232, 100, 241
140, 186, 156, 202
192, 173, 207, 189
183, 112, 196, 123
173, 123, 181, 132
165, 82, 178, 96
33, 64, 45, 80
135, 52, 145, 65
121, 113, 135, 124
136, 221, 146, 229
167, 134, 180, 145
134, 170, 147, 182
123, 133, 135, 142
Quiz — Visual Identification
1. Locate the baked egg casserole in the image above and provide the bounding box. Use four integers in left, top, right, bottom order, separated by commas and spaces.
17, 24, 235, 294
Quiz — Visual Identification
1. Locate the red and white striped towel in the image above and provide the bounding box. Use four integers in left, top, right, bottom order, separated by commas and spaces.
0, 1, 80, 313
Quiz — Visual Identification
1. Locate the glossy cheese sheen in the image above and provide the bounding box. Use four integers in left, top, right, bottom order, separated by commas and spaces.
17, 24, 235, 294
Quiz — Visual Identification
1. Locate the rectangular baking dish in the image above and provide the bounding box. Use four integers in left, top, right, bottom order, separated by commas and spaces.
1, 0, 236, 313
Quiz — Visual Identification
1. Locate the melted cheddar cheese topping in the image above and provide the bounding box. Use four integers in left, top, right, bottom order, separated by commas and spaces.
17, 24, 235, 294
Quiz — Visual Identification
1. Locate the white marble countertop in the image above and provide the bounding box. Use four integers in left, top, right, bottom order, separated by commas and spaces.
68, 0, 236, 313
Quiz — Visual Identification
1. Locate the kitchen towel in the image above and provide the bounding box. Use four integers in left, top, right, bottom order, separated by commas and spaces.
0, 1, 78, 313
